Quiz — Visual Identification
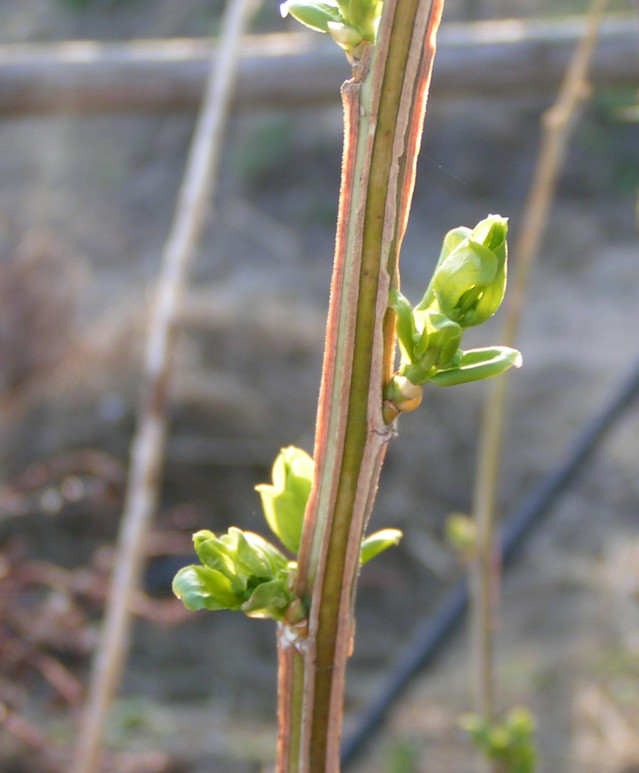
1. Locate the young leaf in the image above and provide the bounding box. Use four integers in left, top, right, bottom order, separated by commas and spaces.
255, 446, 314, 554
431, 346, 522, 386
241, 577, 293, 620
360, 528, 403, 566
413, 309, 462, 369
327, 20, 364, 55
172, 565, 242, 612
417, 225, 471, 311
389, 288, 418, 364
346, 0, 382, 40
280, 0, 343, 33
193, 531, 246, 590
233, 528, 288, 579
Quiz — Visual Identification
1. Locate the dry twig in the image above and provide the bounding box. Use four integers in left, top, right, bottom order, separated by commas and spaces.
71, 2, 256, 772
469, 0, 613, 751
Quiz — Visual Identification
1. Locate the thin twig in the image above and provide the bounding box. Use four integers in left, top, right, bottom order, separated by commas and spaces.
71, 3, 255, 772
0, 705, 65, 773
469, 0, 612, 760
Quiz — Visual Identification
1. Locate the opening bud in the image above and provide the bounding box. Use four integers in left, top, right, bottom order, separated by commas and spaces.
327, 20, 364, 56
280, 0, 343, 33
346, 0, 383, 41
427, 215, 509, 328
173, 527, 303, 623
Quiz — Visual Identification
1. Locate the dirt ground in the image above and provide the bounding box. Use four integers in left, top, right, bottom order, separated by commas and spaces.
0, 2, 638, 772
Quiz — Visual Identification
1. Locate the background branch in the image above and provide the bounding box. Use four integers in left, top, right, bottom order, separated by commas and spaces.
70, 2, 255, 772
469, 0, 612, 760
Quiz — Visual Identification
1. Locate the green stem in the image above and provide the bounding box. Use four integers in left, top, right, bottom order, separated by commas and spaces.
276, 2, 445, 771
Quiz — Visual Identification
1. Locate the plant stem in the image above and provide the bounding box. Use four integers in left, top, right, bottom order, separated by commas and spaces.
469, 0, 611, 758
276, 2, 445, 771
70, 3, 254, 772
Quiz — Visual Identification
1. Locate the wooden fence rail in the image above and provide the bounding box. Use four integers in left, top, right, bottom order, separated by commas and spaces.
0, 15, 637, 115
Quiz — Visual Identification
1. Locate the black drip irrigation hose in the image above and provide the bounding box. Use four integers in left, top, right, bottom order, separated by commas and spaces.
342, 356, 639, 768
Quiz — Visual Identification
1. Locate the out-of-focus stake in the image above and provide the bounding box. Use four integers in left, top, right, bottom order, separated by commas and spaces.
71, 2, 256, 772
469, 0, 612, 768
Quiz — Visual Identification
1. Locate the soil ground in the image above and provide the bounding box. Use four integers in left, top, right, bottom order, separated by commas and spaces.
1, 2, 638, 772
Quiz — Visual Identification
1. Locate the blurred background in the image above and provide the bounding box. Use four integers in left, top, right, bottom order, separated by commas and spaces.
0, 1, 638, 771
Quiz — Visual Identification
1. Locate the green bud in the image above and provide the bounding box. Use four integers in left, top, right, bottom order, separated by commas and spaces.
327, 20, 364, 56
190, 528, 288, 594
488, 726, 510, 753
192, 529, 215, 553
383, 374, 423, 417
346, 0, 382, 40
192, 529, 248, 591
405, 308, 462, 382
280, 0, 381, 56
232, 528, 289, 579
460, 706, 537, 773
360, 528, 403, 566
381, 399, 399, 425
385, 217, 521, 415
416, 226, 470, 313
428, 215, 509, 328
445, 512, 477, 558
430, 346, 522, 387
505, 706, 536, 735
173, 526, 300, 622
241, 577, 292, 620
255, 446, 314, 555
280, 0, 343, 33
172, 564, 243, 612
390, 290, 463, 385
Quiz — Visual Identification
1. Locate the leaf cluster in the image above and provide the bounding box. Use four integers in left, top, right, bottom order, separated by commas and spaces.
280, 0, 383, 59
384, 215, 522, 421
460, 706, 537, 773
172, 527, 297, 621
173, 447, 402, 622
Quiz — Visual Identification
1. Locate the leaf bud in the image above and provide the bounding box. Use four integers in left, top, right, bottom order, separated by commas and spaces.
407, 308, 462, 382
173, 527, 300, 622
346, 0, 383, 41
172, 564, 243, 612
384, 375, 423, 417
232, 528, 289, 578
327, 20, 364, 56
429, 215, 509, 328
241, 577, 292, 620
445, 512, 477, 559
280, 0, 342, 33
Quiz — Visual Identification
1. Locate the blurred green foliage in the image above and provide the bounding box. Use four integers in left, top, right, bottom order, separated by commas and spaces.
383, 736, 421, 773
233, 116, 296, 187
461, 706, 537, 773
57, 0, 132, 9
